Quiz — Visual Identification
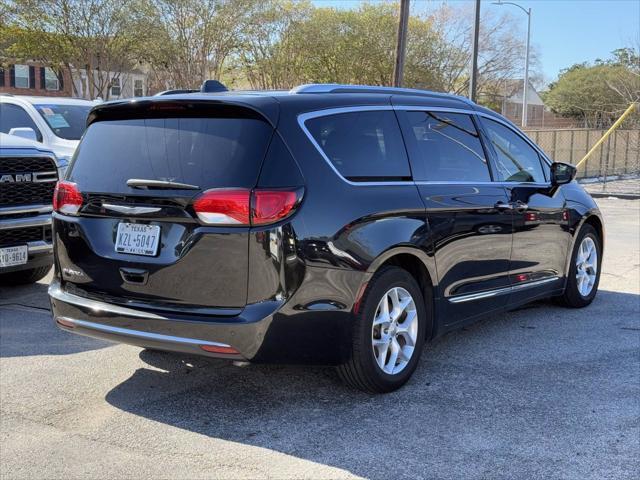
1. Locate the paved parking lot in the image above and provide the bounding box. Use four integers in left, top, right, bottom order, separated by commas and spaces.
1, 197, 638, 480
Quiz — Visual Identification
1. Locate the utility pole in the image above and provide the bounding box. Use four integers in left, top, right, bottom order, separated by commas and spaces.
493, 1, 532, 127
393, 0, 410, 87
469, 0, 481, 102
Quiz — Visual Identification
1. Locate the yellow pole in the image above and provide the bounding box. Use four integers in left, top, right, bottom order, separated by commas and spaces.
575, 102, 638, 168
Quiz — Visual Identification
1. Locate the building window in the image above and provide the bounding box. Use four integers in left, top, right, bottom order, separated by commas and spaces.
14, 64, 29, 88
44, 67, 60, 91
134, 79, 144, 97
110, 77, 121, 97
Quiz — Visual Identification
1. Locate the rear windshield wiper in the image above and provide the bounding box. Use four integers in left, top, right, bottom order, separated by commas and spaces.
126, 179, 200, 190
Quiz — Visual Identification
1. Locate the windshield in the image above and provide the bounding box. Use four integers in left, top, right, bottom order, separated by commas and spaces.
34, 104, 92, 140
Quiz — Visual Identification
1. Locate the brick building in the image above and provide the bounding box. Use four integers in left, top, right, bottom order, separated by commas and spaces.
0, 63, 73, 97
0, 61, 148, 100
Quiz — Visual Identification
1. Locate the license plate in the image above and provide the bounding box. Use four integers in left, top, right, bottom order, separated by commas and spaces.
115, 223, 161, 256
0, 245, 28, 267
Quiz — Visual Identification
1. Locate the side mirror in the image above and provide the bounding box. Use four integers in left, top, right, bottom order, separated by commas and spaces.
550, 162, 576, 186
8, 127, 39, 143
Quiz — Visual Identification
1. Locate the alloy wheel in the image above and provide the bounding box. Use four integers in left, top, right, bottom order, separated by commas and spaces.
371, 287, 418, 375
576, 236, 598, 297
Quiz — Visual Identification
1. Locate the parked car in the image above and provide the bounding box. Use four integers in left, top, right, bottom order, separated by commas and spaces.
0, 94, 98, 178
48, 84, 604, 393
0, 133, 58, 284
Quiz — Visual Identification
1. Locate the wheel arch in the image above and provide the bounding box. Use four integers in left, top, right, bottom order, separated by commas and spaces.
366, 248, 437, 340
564, 210, 605, 278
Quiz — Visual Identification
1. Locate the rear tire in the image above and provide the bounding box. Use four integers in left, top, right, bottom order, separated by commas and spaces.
558, 224, 601, 308
337, 266, 427, 393
0, 265, 52, 286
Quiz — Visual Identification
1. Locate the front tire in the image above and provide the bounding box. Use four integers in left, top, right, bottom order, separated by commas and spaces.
558, 224, 601, 308
337, 266, 427, 393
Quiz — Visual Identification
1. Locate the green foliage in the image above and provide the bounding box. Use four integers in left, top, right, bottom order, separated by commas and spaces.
545, 49, 639, 128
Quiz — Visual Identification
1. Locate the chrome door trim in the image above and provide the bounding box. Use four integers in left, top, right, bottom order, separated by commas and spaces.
448, 276, 561, 304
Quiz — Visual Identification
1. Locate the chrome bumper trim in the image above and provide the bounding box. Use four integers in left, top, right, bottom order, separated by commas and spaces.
448, 276, 561, 304
48, 281, 166, 320
55, 316, 233, 349
0, 204, 53, 216
0, 214, 51, 230
27, 240, 53, 254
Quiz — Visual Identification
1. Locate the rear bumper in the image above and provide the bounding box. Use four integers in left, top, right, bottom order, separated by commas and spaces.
48, 280, 275, 360
49, 263, 360, 365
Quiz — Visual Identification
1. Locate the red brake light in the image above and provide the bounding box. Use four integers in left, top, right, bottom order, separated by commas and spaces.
193, 189, 251, 225
53, 181, 83, 215
192, 188, 301, 226
252, 190, 299, 225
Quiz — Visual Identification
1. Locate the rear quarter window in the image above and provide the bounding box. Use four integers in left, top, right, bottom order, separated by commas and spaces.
69, 117, 273, 193
305, 110, 411, 181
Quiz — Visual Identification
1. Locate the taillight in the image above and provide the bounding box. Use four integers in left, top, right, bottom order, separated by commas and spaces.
193, 189, 251, 225
252, 190, 299, 225
53, 181, 83, 215
192, 188, 302, 226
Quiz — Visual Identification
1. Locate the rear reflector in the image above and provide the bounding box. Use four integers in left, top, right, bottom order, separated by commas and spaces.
56, 317, 76, 328
193, 188, 302, 226
53, 181, 83, 215
199, 344, 240, 355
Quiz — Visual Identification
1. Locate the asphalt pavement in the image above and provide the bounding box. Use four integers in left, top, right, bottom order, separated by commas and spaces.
1, 197, 638, 479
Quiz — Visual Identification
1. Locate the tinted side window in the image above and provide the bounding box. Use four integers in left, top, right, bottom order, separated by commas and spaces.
482, 118, 546, 183
0, 103, 42, 141
305, 110, 411, 181
404, 111, 490, 182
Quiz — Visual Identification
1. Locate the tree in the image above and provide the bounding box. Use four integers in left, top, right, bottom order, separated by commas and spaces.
145, 0, 254, 91
545, 48, 639, 128
3, 0, 157, 99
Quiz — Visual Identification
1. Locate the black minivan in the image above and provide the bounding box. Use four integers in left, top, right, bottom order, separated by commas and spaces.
49, 84, 603, 393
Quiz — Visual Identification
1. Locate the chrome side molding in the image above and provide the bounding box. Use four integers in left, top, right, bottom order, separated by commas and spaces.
448, 276, 561, 304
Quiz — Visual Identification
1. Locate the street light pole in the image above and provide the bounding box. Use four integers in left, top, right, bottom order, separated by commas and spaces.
493, 1, 531, 127
469, 0, 481, 102
393, 0, 410, 87
522, 7, 531, 127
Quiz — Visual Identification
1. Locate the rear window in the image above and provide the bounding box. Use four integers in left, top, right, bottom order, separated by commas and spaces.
69, 117, 273, 192
305, 110, 411, 181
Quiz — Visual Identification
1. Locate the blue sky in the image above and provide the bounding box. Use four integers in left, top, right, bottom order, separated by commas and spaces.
312, 0, 640, 83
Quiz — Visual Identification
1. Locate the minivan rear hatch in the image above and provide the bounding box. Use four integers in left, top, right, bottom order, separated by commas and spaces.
55, 99, 277, 311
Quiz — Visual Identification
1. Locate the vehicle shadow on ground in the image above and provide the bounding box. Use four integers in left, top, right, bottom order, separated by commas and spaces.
104, 289, 639, 479
0, 282, 112, 357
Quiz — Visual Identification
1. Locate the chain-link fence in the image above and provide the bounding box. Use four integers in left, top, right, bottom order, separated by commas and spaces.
524, 128, 640, 196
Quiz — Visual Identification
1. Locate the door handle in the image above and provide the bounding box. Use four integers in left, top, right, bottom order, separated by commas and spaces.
494, 201, 513, 211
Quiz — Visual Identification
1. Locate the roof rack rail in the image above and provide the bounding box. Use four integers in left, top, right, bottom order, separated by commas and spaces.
289, 84, 474, 105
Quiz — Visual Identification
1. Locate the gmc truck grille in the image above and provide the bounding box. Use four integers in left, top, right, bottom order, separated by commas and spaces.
0, 156, 58, 207
0, 225, 52, 247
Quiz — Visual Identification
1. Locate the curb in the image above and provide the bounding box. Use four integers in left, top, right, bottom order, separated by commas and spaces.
588, 192, 640, 200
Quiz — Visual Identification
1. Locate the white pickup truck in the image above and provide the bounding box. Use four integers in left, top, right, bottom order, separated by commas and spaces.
0, 133, 59, 284
0, 94, 98, 178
